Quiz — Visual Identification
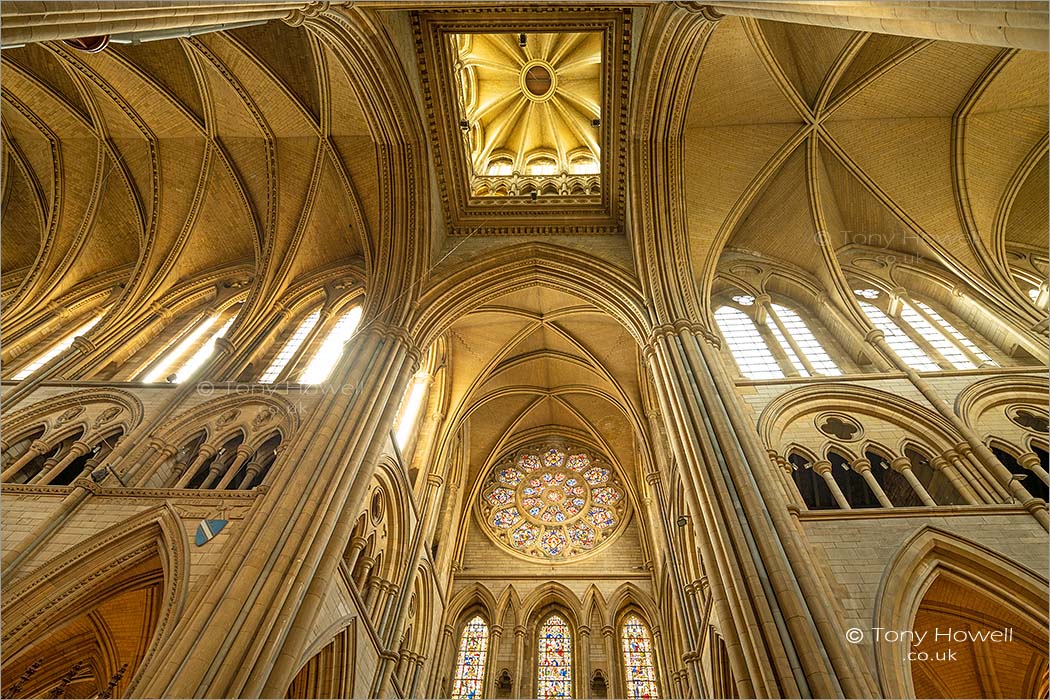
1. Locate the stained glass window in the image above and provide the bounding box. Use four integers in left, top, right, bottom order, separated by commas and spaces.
537, 614, 573, 699
714, 306, 784, 379
259, 308, 320, 383
479, 446, 627, 561
621, 615, 659, 699
12, 313, 103, 380
299, 306, 362, 384
452, 615, 489, 699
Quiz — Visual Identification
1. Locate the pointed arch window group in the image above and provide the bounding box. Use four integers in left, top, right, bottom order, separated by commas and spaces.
451, 611, 660, 699
715, 287, 1001, 379
715, 296, 841, 380
854, 289, 998, 371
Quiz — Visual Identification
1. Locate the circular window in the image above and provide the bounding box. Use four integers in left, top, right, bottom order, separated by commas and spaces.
520, 60, 557, 101
478, 445, 627, 561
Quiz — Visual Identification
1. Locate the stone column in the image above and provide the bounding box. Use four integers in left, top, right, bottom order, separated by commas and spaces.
889, 457, 936, 507
957, 442, 1010, 500
216, 446, 254, 490
601, 626, 618, 699
137, 326, 419, 699
930, 456, 979, 505
31, 441, 91, 485
851, 458, 893, 508
578, 625, 591, 699
173, 445, 217, 488
1018, 453, 1050, 488
514, 625, 527, 698
944, 449, 996, 503
0, 440, 50, 482
129, 439, 175, 486
811, 460, 851, 510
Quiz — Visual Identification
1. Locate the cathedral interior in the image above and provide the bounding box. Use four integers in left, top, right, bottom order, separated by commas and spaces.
1, 2, 1049, 698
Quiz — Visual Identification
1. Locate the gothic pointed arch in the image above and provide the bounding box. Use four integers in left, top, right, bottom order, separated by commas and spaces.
873, 526, 1049, 699
1, 504, 187, 697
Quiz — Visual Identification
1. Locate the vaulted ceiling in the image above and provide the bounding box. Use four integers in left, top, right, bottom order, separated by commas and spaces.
682, 16, 1048, 311
1, 5, 1046, 366
1, 20, 376, 330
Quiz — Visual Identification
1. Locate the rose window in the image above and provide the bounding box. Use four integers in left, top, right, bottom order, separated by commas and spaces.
479, 446, 627, 560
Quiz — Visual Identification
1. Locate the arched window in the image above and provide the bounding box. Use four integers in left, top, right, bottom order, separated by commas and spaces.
537, 613, 573, 699
486, 157, 513, 176
143, 308, 238, 383
912, 301, 996, 367
856, 298, 939, 371
394, 372, 429, 450
621, 614, 659, 699
767, 303, 841, 376
299, 306, 362, 384
259, 308, 321, 383
526, 157, 558, 176
12, 313, 104, 380
452, 615, 489, 700
855, 289, 997, 371
714, 306, 783, 379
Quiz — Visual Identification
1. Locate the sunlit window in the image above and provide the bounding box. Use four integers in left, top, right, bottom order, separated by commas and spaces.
731, 294, 755, 306
858, 302, 939, 371
527, 158, 558, 176
395, 373, 429, 449
176, 316, 235, 383
769, 304, 841, 376
487, 158, 513, 176
537, 614, 573, 699
714, 306, 784, 379
452, 615, 489, 700
299, 306, 363, 384
899, 303, 974, 369
854, 288, 880, 300
568, 157, 599, 175
914, 301, 995, 366
259, 309, 321, 383
143, 310, 237, 383
621, 615, 659, 699
1028, 287, 1040, 302
764, 317, 809, 376
12, 314, 103, 380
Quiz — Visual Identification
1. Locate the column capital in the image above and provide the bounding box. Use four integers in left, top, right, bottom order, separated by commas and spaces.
930, 455, 951, 471
889, 456, 912, 473
213, 336, 236, 355
811, 459, 832, 475
864, 329, 885, 344
71, 335, 96, 354
850, 458, 872, 474
1018, 452, 1042, 469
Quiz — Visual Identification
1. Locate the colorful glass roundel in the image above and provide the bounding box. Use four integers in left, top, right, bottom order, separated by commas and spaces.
479, 446, 626, 560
